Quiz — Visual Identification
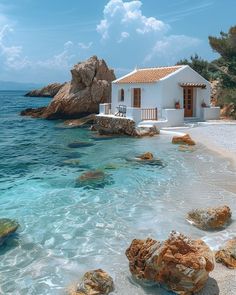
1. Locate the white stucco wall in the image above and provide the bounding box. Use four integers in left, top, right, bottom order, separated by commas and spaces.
111, 82, 162, 116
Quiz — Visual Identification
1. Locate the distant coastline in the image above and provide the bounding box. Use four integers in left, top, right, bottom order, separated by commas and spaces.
0, 81, 44, 91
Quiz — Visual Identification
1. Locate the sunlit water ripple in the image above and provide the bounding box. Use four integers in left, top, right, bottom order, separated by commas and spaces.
0, 91, 236, 294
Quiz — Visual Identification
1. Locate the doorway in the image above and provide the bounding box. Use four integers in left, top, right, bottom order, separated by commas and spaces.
133, 88, 141, 108
183, 87, 194, 117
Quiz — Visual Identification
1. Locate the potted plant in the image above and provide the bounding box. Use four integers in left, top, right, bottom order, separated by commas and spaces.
175, 101, 180, 109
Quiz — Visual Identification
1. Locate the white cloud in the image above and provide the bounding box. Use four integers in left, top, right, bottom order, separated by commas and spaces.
0, 25, 30, 69
118, 31, 130, 43
78, 41, 93, 49
97, 0, 168, 41
145, 35, 201, 62
0, 28, 75, 71
36, 41, 75, 69
97, 0, 201, 65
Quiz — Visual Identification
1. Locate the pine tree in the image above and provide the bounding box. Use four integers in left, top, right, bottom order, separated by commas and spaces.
209, 26, 236, 88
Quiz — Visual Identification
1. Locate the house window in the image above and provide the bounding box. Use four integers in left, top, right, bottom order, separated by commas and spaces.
119, 89, 124, 102
133, 88, 141, 108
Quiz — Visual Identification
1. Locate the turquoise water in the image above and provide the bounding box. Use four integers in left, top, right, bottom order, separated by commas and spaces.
0, 91, 236, 295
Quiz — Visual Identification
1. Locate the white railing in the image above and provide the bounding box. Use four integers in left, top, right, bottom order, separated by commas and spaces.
141, 108, 158, 120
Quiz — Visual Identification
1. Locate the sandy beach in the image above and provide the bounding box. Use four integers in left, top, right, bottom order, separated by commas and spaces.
187, 122, 236, 168
175, 121, 236, 295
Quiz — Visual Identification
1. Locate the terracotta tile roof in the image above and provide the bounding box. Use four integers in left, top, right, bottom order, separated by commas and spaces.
115, 66, 183, 84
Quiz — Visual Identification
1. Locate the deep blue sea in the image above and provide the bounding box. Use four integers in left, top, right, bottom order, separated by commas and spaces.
0, 91, 236, 295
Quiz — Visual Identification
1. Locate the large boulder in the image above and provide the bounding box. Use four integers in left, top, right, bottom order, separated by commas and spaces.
125, 231, 214, 295
187, 205, 232, 230
25, 83, 65, 97
215, 238, 236, 268
22, 56, 116, 119
69, 269, 114, 295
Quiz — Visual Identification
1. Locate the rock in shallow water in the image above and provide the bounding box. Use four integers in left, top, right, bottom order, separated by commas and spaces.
126, 231, 214, 295
0, 218, 19, 244
187, 205, 231, 230
172, 134, 196, 145
215, 238, 236, 268
137, 152, 154, 160
70, 269, 114, 295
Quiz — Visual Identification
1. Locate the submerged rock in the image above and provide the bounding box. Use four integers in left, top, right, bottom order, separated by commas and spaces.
25, 83, 65, 97
78, 170, 105, 183
215, 238, 236, 268
70, 269, 114, 295
0, 218, 19, 244
68, 141, 94, 148
76, 170, 113, 189
178, 145, 195, 152
187, 205, 231, 230
172, 134, 196, 145
137, 152, 154, 160
126, 157, 165, 167
126, 231, 214, 295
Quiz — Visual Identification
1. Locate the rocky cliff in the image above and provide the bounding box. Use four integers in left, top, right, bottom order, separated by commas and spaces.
25, 83, 65, 97
21, 56, 116, 119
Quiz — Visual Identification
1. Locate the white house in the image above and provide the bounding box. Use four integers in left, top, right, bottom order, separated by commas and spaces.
99, 65, 220, 127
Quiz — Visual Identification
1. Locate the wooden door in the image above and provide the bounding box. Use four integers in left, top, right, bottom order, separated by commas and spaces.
183, 87, 193, 117
133, 88, 141, 108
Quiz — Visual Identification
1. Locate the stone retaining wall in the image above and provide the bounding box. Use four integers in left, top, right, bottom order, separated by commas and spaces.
95, 116, 138, 136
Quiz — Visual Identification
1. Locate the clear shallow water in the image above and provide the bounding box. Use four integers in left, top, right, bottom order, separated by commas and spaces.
0, 91, 236, 295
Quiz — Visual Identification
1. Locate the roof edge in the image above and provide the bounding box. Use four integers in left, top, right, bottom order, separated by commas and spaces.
159, 65, 187, 81
113, 69, 137, 84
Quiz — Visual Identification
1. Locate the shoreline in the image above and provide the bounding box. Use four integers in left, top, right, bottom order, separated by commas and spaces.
188, 122, 236, 169
165, 121, 236, 169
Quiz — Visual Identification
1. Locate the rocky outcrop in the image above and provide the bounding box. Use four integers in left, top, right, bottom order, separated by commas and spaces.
210, 80, 220, 106
21, 56, 116, 119
20, 107, 47, 117
215, 238, 236, 268
96, 116, 159, 137
187, 205, 232, 230
172, 134, 196, 145
220, 103, 236, 118
126, 231, 214, 295
0, 218, 19, 244
69, 269, 114, 295
64, 114, 96, 128
25, 83, 65, 97
96, 116, 137, 136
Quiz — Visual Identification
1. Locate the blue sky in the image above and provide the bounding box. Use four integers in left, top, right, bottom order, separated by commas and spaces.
0, 0, 235, 83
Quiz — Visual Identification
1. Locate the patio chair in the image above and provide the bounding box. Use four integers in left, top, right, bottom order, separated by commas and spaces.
115, 105, 127, 117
